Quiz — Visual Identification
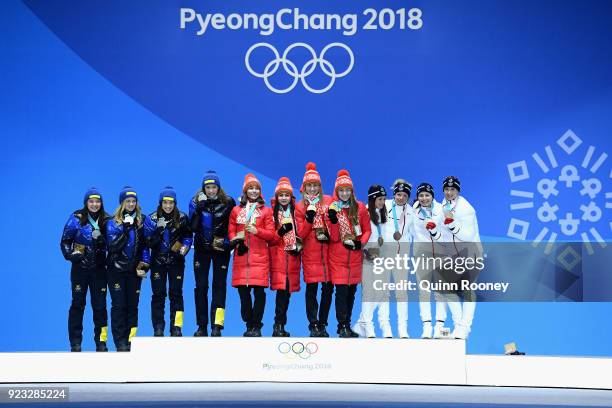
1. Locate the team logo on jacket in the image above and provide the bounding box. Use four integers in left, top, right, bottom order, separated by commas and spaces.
245, 43, 354, 94
153, 272, 161, 280
277, 341, 318, 359
114, 283, 121, 291
506, 129, 609, 263
74, 285, 82, 292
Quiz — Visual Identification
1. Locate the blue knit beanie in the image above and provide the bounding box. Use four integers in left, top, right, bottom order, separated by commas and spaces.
202, 170, 221, 189
119, 186, 138, 204
159, 186, 177, 204
83, 187, 103, 205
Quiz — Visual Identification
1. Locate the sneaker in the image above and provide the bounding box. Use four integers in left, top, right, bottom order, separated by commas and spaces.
96, 342, 108, 352
194, 326, 208, 337
421, 321, 433, 339
452, 324, 470, 340
211, 325, 222, 337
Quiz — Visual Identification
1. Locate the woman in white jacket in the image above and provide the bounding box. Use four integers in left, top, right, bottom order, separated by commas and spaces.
412, 182, 448, 339
353, 184, 392, 338
382, 179, 413, 338
439, 176, 482, 340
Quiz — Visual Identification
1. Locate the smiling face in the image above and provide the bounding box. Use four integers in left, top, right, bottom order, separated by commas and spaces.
246, 185, 260, 201
305, 183, 320, 196
86, 198, 101, 213
394, 191, 409, 206
204, 184, 219, 198
124, 197, 137, 212
337, 187, 352, 202
277, 192, 291, 206
161, 199, 175, 214
444, 186, 459, 202
418, 192, 433, 207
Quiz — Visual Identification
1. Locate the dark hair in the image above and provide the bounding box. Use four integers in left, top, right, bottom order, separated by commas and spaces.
76, 203, 107, 228
368, 197, 387, 226
193, 186, 229, 206
272, 197, 296, 228
157, 203, 180, 227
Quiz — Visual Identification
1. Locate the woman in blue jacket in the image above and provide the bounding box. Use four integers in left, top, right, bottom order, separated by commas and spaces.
188, 171, 236, 337
60, 187, 110, 352
106, 186, 151, 352
144, 187, 193, 337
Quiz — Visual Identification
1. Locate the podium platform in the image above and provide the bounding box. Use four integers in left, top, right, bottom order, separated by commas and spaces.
1, 338, 611, 390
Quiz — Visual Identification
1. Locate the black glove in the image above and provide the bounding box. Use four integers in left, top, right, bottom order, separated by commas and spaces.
236, 242, 249, 256
328, 208, 338, 224
70, 252, 84, 263
277, 222, 293, 237
230, 238, 243, 249
343, 240, 362, 251
196, 199, 207, 211
305, 209, 316, 224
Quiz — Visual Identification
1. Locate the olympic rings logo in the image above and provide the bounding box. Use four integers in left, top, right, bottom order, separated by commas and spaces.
277, 341, 319, 359
245, 42, 354, 94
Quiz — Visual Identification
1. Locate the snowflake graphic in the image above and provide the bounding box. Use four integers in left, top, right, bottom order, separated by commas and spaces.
506, 129, 610, 258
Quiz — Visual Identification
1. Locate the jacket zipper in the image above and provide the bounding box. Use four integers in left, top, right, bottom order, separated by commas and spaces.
246, 232, 250, 286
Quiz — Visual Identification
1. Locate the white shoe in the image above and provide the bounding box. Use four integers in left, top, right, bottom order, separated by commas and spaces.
421, 322, 433, 339
452, 324, 470, 340
433, 321, 449, 339
364, 322, 376, 338
380, 323, 393, 338
398, 324, 409, 339
352, 322, 366, 338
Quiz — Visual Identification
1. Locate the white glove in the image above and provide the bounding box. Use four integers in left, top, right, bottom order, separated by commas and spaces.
157, 218, 168, 228
197, 192, 207, 202
179, 246, 188, 256
136, 269, 147, 278
123, 214, 134, 225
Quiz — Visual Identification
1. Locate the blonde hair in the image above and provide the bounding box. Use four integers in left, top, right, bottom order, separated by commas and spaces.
113, 201, 143, 227
393, 178, 411, 188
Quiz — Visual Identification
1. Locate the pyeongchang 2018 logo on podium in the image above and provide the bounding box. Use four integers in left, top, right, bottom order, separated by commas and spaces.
506, 129, 610, 257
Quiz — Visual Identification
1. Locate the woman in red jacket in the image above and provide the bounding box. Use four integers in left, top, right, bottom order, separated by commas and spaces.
327, 170, 372, 338
228, 173, 275, 337
269, 177, 302, 337
295, 162, 334, 337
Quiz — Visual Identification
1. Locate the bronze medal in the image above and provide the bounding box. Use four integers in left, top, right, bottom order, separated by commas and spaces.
377, 237, 384, 247
393, 231, 402, 241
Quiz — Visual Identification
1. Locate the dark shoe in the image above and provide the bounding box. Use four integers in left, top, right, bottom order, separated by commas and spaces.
116, 343, 130, 352
96, 342, 108, 352
317, 323, 330, 338
243, 326, 254, 337
170, 326, 182, 337
70, 343, 81, 352
211, 325, 222, 337
338, 324, 358, 338
251, 327, 262, 337
272, 323, 290, 337
309, 323, 319, 337
194, 326, 208, 337
153, 326, 164, 337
